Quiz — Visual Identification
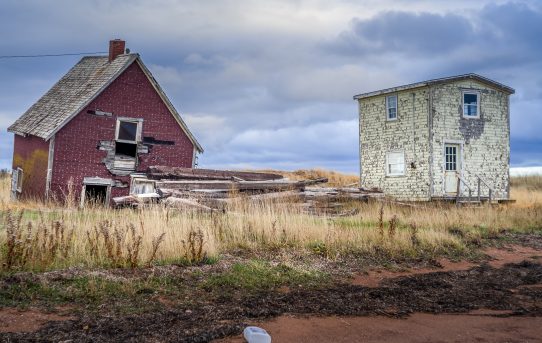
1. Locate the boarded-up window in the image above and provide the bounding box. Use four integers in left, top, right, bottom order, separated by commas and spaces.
386, 151, 405, 176
13, 168, 23, 193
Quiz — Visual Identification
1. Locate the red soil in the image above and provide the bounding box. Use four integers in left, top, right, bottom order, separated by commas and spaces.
485, 245, 541, 268
216, 244, 542, 343
352, 244, 542, 287
215, 313, 542, 343
0, 308, 74, 333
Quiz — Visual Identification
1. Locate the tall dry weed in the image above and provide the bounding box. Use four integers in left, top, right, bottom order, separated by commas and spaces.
181, 227, 206, 264
2, 210, 73, 270
1, 170, 542, 272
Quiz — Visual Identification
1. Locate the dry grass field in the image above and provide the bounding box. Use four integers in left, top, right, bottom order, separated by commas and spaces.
0, 170, 541, 272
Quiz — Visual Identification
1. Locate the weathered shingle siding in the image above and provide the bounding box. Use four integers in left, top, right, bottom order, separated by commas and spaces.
12, 134, 49, 200
50, 62, 195, 202
359, 88, 431, 200
430, 80, 510, 199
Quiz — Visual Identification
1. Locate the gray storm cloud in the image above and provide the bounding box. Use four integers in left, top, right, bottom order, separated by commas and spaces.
0, 0, 541, 172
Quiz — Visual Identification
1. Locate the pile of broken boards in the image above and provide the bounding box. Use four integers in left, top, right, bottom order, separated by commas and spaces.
112, 166, 383, 216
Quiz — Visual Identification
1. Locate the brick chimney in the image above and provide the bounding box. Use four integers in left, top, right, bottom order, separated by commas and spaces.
108, 39, 126, 62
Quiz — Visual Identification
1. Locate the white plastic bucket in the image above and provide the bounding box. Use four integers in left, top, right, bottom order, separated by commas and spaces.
243, 326, 271, 343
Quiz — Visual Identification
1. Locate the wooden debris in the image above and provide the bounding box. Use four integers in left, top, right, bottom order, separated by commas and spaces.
163, 197, 216, 212
112, 195, 139, 207
147, 166, 284, 181
155, 178, 328, 192
112, 166, 383, 216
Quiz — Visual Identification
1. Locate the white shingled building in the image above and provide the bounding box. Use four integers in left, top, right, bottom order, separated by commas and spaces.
353, 74, 514, 202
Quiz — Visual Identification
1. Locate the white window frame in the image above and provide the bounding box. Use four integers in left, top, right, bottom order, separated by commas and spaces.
15, 167, 23, 193
386, 95, 398, 121
386, 151, 405, 177
115, 117, 143, 144
130, 175, 156, 195
462, 90, 480, 119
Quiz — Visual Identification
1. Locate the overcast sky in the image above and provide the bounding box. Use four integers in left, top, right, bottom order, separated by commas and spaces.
1, 0, 541, 173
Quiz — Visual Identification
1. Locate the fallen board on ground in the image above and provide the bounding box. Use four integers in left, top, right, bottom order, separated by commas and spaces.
154, 178, 328, 191
147, 166, 284, 181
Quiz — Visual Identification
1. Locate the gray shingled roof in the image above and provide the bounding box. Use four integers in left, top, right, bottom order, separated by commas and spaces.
8, 54, 203, 152
353, 73, 515, 100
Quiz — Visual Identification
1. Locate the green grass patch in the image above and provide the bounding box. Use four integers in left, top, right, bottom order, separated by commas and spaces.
203, 260, 329, 293
0, 274, 187, 314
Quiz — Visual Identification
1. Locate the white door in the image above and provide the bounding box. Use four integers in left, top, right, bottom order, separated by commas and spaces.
444, 144, 460, 194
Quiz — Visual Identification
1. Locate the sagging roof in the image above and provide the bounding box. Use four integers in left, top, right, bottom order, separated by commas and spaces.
8, 54, 203, 153
353, 73, 515, 100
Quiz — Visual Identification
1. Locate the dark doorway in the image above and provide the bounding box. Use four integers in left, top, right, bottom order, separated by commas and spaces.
84, 184, 108, 206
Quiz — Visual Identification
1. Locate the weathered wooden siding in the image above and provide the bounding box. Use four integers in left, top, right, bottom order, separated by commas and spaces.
12, 134, 49, 200
430, 79, 510, 199
50, 61, 195, 203
358, 88, 431, 200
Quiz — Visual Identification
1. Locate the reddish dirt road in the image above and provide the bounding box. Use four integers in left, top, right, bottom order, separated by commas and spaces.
353, 244, 541, 287
215, 313, 542, 343
217, 245, 542, 343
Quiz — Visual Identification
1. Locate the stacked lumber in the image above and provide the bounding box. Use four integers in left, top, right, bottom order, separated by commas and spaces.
147, 166, 283, 181
112, 167, 383, 216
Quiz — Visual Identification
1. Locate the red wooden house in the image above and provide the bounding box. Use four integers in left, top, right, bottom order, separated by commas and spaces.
8, 40, 203, 205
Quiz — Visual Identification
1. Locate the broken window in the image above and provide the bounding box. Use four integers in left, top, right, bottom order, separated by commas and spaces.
114, 118, 142, 171
117, 120, 139, 143
130, 177, 155, 195
462, 91, 479, 117
386, 95, 397, 120
386, 151, 405, 176
115, 141, 137, 158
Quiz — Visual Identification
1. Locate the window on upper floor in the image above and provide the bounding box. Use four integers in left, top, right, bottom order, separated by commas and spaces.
116, 118, 142, 143
386, 151, 405, 176
114, 118, 143, 171
462, 91, 480, 118
386, 95, 398, 121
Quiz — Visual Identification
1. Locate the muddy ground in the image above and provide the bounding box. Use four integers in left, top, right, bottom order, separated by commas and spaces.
1, 241, 542, 342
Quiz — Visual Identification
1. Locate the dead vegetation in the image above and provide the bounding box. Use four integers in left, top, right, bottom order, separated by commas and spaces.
0, 172, 541, 272
260, 168, 359, 187
2, 210, 73, 270
511, 174, 542, 190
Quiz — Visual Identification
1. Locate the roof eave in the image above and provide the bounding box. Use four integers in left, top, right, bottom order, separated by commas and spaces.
353, 82, 428, 100
7, 127, 28, 137
353, 73, 515, 100
135, 58, 204, 153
